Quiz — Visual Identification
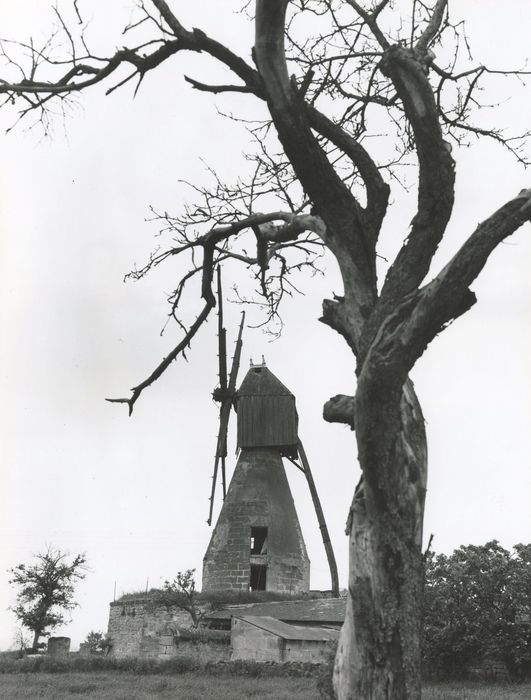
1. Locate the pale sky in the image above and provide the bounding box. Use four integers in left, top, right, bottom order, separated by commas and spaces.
0, 1, 529, 651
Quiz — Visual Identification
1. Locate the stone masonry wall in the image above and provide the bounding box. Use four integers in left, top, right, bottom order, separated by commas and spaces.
230, 617, 283, 662
107, 597, 222, 659
284, 639, 331, 663
203, 448, 310, 594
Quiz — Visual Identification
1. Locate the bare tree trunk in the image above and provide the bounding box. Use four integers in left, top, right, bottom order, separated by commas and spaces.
334, 380, 427, 699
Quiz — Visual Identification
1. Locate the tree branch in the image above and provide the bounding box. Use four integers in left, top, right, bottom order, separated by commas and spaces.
105, 208, 326, 413
345, 0, 390, 49
416, 0, 447, 53
306, 104, 390, 239
255, 0, 377, 320
323, 394, 356, 429
378, 43, 455, 302
184, 76, 255, 94
150, 0, 263, 95
0, 3, 264, 125
361, 190, 531, 393
106, 300, 213, 415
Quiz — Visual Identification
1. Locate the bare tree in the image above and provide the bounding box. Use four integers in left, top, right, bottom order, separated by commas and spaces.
0, 1, 529, 696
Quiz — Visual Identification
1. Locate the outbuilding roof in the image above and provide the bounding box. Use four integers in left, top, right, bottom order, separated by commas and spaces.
235, 615, 339, 642
207, 597, 346, 624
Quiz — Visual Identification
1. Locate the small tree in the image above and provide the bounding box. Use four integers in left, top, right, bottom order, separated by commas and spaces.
10, 628, 31, 657
83, 630, 113, 655
8, 547, 87, 652
423, 541, 531, 679
155, 569, 202, 628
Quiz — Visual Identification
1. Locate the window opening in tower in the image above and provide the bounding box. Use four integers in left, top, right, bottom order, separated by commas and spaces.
250, 526, 268, 554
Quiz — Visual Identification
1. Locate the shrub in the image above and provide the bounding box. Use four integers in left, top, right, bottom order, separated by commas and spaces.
315, 641, 337, 699
423, 542, 531, 680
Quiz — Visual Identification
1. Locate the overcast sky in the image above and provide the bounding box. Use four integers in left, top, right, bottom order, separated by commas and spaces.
0, 0, 529, 651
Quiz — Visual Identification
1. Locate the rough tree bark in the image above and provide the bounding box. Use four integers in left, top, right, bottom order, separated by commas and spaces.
333, 380, 427, 697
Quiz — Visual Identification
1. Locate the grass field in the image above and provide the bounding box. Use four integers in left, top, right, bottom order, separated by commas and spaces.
424, 683, 531, 699
0, 673, 530, 699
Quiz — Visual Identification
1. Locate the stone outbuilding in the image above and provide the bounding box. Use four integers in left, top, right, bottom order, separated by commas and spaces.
107, 594, 346, 661
205, 596, 346, 630
231, 615, 338, 663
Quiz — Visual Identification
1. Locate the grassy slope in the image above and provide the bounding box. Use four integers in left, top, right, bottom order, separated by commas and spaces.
0, 674, 530, 699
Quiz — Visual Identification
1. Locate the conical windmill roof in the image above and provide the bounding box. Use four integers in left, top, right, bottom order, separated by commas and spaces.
237, 364, 293, 397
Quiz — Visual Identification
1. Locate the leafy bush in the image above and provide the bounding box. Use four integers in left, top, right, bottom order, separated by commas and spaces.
82, 631, 113, 654
315, 641, 337, 699
423, 541, 531, 679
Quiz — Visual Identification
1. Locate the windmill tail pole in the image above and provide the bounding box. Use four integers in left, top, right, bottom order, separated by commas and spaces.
207, 451, 222, 526
221, 455, 227, 498
216, 266, 228, 392
297, 439, 340, 597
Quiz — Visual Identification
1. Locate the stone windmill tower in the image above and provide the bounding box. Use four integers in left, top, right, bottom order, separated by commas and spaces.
201, 269, 338, 596
202, 359, 310, 594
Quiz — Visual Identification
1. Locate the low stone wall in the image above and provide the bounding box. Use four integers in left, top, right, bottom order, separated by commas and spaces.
107, 595, 230, 662
108, 597, 191, 657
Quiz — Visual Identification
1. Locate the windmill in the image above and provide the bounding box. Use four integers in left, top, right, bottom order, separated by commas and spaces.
203, 268, 339, 597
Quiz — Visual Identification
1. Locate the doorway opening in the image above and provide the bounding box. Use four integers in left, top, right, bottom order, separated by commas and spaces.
250, 564, 267, 591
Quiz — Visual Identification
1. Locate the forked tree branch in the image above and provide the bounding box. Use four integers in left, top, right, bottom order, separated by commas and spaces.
106, 210, 325, 412
361, 189, 531, 394
0, 4, 264, 110
416, 0, 447, 53
255, 0, 378, 321
377, 43, 455, 302
306, 104, 390, 239
345, 0, 390, 49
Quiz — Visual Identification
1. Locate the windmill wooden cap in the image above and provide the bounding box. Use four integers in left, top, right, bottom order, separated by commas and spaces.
236, 363, 298, 451
237, 363, 293, 397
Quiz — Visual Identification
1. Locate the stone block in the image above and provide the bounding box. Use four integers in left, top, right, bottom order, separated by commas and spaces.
48, 637, 70, 657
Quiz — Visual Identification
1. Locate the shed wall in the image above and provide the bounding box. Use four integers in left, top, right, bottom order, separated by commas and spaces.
230, 618, 283, 662
284, 638, 332, 663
